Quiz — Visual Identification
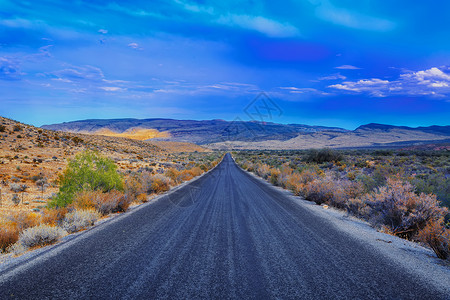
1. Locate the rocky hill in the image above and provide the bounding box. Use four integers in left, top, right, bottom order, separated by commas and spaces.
42, 118, 450, 149
41, 118, 348, 144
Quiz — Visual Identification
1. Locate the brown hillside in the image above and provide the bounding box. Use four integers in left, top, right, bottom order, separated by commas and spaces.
0, 116, 206, 214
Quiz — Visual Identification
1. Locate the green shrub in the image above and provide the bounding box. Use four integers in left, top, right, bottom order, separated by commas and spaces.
304, 148, 343, 164
50, 151, 123, 207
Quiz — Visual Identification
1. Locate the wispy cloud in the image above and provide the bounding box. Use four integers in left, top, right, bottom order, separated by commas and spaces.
216, 14, 300, 38
52, 65, 104, 82
174, 0, 299, 38
318, 73, 346, 80
0, 57, 24, 80
335, 65, 361, 70
313, 0, 395, 32
127, 42, 143, 50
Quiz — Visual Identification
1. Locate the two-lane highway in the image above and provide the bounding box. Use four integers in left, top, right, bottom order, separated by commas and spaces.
0, 153, 447, 299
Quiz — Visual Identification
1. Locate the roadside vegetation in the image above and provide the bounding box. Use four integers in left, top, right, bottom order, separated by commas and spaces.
234, 148, 450, 259
1, 150, 223, 255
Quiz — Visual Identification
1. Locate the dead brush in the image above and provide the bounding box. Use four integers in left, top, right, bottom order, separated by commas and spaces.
7, 211, 41, 232
41, 207, 68, 226
11, 224, 67, 254
359, 178, 447, 239
188, 167, 203, 177
73, 190, 131, 215
0, 222, 19, 252
149, 174, 171, 194
124, 172, 150, 201
62, 209, 100, 233
416, 219, 450, 259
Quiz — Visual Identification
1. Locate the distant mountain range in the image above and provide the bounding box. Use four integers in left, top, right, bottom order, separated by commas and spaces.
41, 118, 450, 150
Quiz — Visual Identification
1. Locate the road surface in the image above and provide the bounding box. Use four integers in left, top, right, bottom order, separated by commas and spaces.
0, 153, 447, 299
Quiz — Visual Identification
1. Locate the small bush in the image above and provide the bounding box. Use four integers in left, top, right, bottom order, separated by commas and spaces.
11, 194, 20, 205
50, 150, 123, 207
303, 176, 335, 205
62, 209, 100, 233
0, 223, 19, 252
73, 190, 131, 215
359, 179, 447, 238
93, 191, 130, 215
149, 174, 171, 194
124, 172, 150, 201
304, 148, 343, 164
41, 208, 68, 226
0, 125, 6, 132
7, 211, 41, 231
416, 219, 450, 259
136, 193, 148, 203
12, 224, 67, 253
165, 168, 180, 184
256, 164, 271, 179
10, 183, 27, 193
285, 169, 322, 196
346, 197, 371, 218
188, 167, 203, 177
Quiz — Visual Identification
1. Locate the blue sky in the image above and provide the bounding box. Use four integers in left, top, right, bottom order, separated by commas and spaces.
0, 0, 449, 129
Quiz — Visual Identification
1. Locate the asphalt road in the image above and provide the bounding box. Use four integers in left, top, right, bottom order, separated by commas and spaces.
0, 153, 447, 299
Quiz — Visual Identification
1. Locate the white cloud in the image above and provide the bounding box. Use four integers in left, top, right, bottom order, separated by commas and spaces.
98, 29, 108, 34
401, 67, 450, 88
329, 67, 450, 97
335, 65, 361, 70
330, 79, 389, 96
